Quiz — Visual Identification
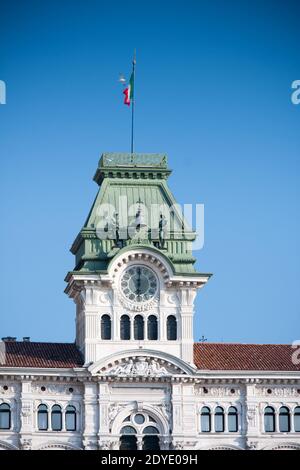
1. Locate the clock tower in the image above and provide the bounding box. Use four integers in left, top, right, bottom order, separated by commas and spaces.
65, 153, 211, 366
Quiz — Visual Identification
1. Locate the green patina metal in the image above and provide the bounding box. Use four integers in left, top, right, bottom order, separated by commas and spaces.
67, 153, 207, 278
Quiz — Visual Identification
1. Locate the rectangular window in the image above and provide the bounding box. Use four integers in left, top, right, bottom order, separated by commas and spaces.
201, 415, 211, 432
264, 415, 275, 432
215, 415, 224, 432
51, 414, 62, 431
38, 413, 48, 431
66, 413, 76, 431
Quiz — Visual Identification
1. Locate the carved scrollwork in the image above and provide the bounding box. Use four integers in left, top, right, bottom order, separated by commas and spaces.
118, 294, 158, 312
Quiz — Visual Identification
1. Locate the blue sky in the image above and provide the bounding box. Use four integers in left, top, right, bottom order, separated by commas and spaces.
0, 0, 299, 344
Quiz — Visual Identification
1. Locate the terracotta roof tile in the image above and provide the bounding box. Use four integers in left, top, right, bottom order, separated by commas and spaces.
0, 341, 299, 371
0, 341, 83, 368
193, 343, 300, 371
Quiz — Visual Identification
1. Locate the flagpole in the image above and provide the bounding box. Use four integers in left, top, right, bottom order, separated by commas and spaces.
131, 50, 136, 154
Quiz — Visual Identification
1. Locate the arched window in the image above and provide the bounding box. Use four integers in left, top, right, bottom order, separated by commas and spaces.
167, 315, 177, 341
101, 314, 111, 340
134, 315, 144, 340
65, 405, 76, 431
264, 406, 275, 432
38, 404, 48, 431
200, 406, 211, 432
147, 315, 158, 340
120, 426, 137, 450
279, 406, 290, 432
294, 407, 300, 432
228, 406, 238, 432
214, 406, 224, 432
51, 405, 62, 431
143, 426, 160, 450
120, 315, 130, 340
0, 403, 11, 430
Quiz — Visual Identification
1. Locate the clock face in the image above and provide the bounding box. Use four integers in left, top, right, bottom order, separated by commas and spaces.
120, 266, 158, 303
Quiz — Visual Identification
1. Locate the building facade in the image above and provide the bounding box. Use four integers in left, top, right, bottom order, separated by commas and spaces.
0, 153, 299, 451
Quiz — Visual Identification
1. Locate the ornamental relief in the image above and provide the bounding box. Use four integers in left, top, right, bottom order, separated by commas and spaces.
21, 402, 33, 426
195, 386, 241, 397
159, 402, 172, 420
256, 387, 300, 397
117, 293, 159, 312
165, 293, 178, 305
98, 292, 112, 305
108, 403, 123, 423
31, 384, 82, 395
246, 405, 258, 427
101, 356, 184, 377
0, 384, 18, 394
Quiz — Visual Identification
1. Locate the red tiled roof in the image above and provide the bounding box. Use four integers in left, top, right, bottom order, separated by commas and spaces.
0, 341, 299, 371
0, 341, 83, 368
194, 343, 300, 371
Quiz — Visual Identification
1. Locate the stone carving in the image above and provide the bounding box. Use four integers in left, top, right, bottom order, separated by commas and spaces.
21, 403, 32, 426
247, 441, 258, 450
161, 402, 172, 420
256, 387, 300, 397
20, 439, 32, 450
0, 384, 17, 394
31, 384, 80, 395
99, 440, 112, 450
105, 357, 171, 377
195, 386, 241, 397
118, 293, 158, 312
246, 405, 257, 427
167, 294, 178, 305
173, 441, 184, 450
98, 292, 111, 305
108, 403, 122, 423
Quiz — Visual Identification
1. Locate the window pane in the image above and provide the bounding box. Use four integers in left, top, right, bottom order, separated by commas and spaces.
279, 407, 290, 432
38, 408, 48, 431
264, 408, 275, 432
101, 315, 111, 340
143, 426, 159, 434
121, 315, 130, 340
167, 316, 177, 341
228, 413, 238, 432
120, 426, 136, 434
215, 408, 224, 432
66, 412, 76, 431
294, 407, 300, 432
215, 414, 224, 432
0, 410, 10, 429
147, 315, 158, 340
201, 413, 211, 432
134, 414, 145, 425
134, 315, 144, 340
51, 406, 62, 431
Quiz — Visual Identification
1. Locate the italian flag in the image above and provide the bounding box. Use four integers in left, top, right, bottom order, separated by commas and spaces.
123, 72, 134, 106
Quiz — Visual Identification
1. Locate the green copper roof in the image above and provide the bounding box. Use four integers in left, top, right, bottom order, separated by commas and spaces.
67, 153, 204, 276
93, 153, 171, 185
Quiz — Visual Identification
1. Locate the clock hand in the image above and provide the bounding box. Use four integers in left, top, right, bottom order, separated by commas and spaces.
136, 267, 141, 298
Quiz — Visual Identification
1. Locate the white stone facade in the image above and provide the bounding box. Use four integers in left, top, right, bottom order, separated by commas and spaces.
0, 247, 300, 450
1, 373, 300, 450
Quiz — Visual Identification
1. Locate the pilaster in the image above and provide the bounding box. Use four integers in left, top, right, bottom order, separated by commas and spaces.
82, 381, 98, 450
